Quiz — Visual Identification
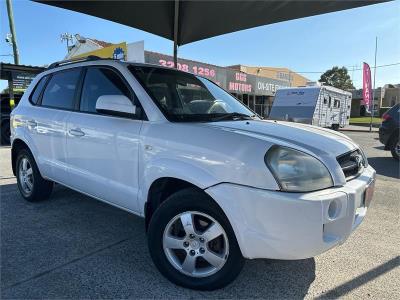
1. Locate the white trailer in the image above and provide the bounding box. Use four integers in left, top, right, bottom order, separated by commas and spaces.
269, 85, 352, 130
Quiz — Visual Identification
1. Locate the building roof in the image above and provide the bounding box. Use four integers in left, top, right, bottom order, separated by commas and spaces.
0, 63, 45, 80
90, 38, 112, 48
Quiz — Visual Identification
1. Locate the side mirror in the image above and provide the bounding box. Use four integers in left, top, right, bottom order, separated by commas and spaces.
95, 95, 136, 118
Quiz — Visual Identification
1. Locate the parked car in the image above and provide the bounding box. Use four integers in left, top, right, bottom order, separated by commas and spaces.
1, 93, 22, 144
379, 104, 400, 160
10, 57, 376, 290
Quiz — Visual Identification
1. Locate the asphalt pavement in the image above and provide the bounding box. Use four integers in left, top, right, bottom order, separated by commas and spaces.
1, 132, 399, 299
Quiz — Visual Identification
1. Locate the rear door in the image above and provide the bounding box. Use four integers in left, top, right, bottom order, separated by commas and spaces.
26, 68, 82, 182
65, 66, 143, 212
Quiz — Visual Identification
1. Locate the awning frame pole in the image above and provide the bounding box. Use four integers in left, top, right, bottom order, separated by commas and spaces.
173, 0, 179, 68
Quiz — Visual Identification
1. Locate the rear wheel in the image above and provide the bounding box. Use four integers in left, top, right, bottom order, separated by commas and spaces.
16, 149, 53, 202
147, 188, 244, 290
390, 137, 399, 160
331, 124, 340, 131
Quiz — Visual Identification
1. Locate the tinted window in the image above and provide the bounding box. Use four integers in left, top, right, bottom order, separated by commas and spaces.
29, 76, 48, 105
41, 69, 81, 110
80, 67, 131, 113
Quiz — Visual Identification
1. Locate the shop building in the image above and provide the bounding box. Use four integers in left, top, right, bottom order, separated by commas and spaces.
381, 84, 400, 107
350, 84, 400, 117
228, 65, 309, 87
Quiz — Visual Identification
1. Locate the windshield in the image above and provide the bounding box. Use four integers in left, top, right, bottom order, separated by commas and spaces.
129, 65, 256, 122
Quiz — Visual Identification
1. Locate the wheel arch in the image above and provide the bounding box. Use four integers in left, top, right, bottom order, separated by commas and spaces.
144, 177, 222, 231
11, 138, 33, 176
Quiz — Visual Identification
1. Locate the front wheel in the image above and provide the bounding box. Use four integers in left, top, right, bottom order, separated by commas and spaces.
147, 188, 244, 290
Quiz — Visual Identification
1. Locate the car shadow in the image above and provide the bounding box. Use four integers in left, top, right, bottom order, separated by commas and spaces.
373, 145, 385, 150
367, 157, 400, 179
203, 258, 316, 298
316, 256, 399, 299
1, 182, 316, 299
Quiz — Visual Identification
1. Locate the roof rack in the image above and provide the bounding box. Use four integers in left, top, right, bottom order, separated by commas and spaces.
47, 55, 107, 69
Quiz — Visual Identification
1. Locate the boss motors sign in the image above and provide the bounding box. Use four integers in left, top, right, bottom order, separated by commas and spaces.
144, 51, 288, 96
226, 71, 255, 93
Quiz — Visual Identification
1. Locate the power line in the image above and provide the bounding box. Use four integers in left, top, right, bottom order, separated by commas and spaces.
294, 62, 400, 74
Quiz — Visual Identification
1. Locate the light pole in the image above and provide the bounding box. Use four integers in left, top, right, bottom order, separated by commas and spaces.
5, 0, 19, 65
370, 37, 378, 132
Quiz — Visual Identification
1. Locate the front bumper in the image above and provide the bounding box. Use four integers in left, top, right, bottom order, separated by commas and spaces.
205, 165, 376, 260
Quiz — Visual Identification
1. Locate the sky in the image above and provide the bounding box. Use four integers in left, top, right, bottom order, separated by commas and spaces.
1, 0, 399, 91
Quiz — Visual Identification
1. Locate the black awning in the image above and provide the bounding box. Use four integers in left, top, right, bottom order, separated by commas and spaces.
35, 0, 387, 46
0, 63, 45, 80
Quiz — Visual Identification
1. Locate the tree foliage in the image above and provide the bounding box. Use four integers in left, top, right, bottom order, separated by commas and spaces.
319, 66, 355, 90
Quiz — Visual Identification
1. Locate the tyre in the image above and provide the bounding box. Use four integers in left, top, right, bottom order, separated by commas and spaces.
147, 188, 244, 290
16, 149, 53, 202
1, 120, 11, 145
390, 136, 399, 160
331, 124, 339, 131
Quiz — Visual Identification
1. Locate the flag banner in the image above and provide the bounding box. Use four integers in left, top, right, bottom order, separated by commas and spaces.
362, 62, 372, 112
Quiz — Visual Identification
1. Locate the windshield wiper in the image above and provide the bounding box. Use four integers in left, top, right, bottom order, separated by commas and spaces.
211, 112, 255, 122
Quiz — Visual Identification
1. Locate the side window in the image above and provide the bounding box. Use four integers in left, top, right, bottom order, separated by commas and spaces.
328, 96, 332, 108
29, 75, 48, 105
80, 67, 131, 113
41, 69, 81, 110
334, 99, 340, 108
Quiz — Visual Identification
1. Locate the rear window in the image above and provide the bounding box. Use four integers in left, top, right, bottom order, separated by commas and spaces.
41, 68, 81, 110
29, 76, 48, 105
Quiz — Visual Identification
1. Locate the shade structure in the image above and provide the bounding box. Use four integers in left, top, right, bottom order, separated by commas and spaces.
35, 0, 388, 63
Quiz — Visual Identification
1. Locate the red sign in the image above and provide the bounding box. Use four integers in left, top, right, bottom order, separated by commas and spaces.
362, 62, 372, 111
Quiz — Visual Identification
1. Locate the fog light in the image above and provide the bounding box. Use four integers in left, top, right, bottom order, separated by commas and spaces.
328, 200, 341, 220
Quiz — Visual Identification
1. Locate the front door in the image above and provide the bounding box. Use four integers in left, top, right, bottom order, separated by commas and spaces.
65, 66, 143, 212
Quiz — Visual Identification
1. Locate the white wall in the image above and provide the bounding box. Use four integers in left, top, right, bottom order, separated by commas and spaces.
127, 41, 145, 63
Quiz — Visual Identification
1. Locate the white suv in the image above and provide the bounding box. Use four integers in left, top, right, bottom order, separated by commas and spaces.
11, 58, 376, 290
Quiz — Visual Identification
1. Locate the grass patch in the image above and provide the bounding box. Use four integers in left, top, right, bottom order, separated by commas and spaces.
350, 117, 381, 124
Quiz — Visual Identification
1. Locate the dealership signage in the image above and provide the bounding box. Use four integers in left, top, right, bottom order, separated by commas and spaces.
11, 71, 36, 92
75, 42, 128, 60
145, 51, 288, 96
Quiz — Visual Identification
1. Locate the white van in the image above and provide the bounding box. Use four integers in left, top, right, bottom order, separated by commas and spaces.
269, 85, 352, 130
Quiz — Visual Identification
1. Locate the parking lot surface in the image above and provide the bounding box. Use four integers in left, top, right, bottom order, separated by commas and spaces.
1, 132, 399, 299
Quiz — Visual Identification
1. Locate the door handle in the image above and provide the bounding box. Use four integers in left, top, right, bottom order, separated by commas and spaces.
27, 120, 37, 128
69, 128, 85, 137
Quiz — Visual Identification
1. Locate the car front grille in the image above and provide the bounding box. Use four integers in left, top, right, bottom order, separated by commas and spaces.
337, 150, 366, 180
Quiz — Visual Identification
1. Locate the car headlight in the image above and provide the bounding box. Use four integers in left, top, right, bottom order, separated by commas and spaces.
265, 146, 333, 192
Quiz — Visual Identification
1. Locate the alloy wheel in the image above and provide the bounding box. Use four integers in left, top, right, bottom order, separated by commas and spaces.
163, 211, 229, 278
19, 157, 34, 195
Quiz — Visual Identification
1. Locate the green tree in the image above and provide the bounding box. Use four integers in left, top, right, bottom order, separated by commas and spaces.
319, 66, 355, 90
